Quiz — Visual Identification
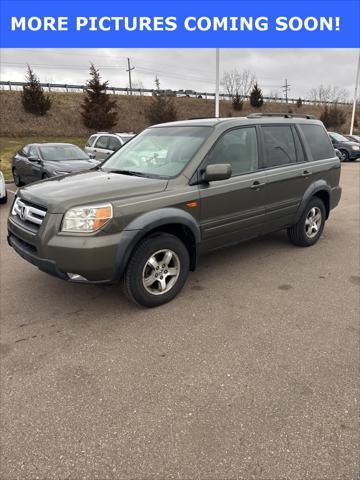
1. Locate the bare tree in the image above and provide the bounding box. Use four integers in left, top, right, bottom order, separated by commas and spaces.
222, 69, 256, 99
308, 85, 349, 104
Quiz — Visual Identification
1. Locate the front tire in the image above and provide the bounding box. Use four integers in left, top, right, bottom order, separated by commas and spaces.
339, 149, 349, 162
12, 168, 23, 187
123, 233, 190, 307
288, 197, 326, 247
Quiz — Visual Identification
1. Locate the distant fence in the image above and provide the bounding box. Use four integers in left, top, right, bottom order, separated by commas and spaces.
0, 80, 352, 107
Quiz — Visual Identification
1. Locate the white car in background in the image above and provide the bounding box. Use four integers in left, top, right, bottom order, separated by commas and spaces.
0, 171, 7, 204
85, 132, 136, 161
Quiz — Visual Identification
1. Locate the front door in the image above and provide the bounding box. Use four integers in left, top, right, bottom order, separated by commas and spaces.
199, 126, 267, 252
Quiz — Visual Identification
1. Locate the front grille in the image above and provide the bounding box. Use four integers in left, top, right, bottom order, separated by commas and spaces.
11, 197, 47, 231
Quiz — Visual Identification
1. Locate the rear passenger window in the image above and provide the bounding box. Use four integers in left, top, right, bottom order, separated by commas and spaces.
95, 136, 109, 149
262, 126, 296, 167
108, 136, 121, 151
300, 124, 335, 160
207, 127, 258, 176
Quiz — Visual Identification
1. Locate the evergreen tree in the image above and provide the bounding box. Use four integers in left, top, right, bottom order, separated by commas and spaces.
145, 77, 177, 125
81, 64, 118, 130
21, 65, 51, 116
320, 104, 346, 130
249, 83, 264, 108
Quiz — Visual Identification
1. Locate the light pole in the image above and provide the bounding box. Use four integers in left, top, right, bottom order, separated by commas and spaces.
350, 50, 360, 135
215, 48, 220, 118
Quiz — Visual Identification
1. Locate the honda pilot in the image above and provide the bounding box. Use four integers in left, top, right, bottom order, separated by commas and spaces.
8, 114, 341, 307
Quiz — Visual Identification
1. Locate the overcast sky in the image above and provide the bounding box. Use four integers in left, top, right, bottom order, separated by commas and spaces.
0, 48, 358, 99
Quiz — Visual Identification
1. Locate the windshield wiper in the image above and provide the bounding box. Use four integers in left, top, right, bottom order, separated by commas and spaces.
105, 169, 152, 178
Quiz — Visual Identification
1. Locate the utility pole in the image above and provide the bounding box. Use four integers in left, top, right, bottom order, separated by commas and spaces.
350, 50, 360, 135
215, 48, 220, 118
126, 57, 135, 95
282, 79, 291, 103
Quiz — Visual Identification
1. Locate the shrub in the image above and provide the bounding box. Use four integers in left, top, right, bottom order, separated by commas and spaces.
249, 83, 264, 108
320, 104, 347, 130
232, 93, 243, 111
21, 65, 51, 116
81, 64, 118, 130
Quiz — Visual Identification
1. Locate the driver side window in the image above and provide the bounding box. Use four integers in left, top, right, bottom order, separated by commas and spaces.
207, 127, 258, 176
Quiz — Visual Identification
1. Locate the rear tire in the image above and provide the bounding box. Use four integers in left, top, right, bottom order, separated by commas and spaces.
123, 233, 190, 307
288, 197, 326, 247
12, 168, 23, 187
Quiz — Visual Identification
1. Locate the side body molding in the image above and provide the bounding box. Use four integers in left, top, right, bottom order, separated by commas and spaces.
114, 208, 201, 280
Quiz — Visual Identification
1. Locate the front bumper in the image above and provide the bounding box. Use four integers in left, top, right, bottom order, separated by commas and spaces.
349, 150, 360, 160
8, 214, 123, 284
8, 233, 69, 280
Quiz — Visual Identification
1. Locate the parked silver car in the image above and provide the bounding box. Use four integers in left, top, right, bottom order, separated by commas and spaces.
85, 132, 135, 161
0, 171, 7, 204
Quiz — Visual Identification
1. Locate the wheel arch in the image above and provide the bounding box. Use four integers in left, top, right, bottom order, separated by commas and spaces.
114, 208, 201, 280
296, 181, 331, 221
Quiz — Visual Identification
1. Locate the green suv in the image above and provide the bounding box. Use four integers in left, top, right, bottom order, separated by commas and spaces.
8, 114, 341, 307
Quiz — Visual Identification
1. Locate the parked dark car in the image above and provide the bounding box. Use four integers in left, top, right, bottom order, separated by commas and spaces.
344, 134, 360, 143
8, 114, 341, 307
328, 132, 360, 161
12, 143, 99, 186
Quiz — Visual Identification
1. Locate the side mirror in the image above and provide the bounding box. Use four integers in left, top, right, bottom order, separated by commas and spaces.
202, 164, 232, 182
28, 155, 41, 162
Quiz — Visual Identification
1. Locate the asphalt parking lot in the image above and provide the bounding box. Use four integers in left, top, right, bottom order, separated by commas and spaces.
0, 163, 359, 480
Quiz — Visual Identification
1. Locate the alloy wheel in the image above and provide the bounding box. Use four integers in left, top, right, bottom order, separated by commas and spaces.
142, 249, 180, 295
305, 207, 322, 239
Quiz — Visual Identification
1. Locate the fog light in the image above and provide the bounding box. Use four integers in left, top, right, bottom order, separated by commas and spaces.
67, 273, 88, 282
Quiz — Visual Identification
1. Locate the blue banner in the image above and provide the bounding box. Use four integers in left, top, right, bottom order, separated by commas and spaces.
0, 0, 359, 48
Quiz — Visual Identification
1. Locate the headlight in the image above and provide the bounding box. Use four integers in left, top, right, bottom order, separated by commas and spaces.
62, 203, 113, 233
54, 170, 69, 175
351, 145, 360, 151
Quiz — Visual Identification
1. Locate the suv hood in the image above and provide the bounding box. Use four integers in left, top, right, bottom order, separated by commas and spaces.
18, 170, 168, 213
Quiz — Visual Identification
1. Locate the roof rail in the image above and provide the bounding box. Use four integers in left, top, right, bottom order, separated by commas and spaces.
247, 113, 315, 119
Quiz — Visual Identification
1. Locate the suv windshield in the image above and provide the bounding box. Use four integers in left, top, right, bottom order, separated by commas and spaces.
102, 126, 212, 178
330, 132, 349, 142
39, 145, 89, 161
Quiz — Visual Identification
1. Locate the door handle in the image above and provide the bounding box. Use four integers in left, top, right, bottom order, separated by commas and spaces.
251, 181, 265, 190
302, 170, 312, 177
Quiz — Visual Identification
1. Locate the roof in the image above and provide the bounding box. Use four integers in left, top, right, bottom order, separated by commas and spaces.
31, 143, 77, 147
152, 115, 323, 129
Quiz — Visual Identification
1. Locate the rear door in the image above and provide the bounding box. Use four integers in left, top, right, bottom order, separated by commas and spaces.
107, 135, 122, 155
259, 124, 311, 232
199, 126, 267, 251
84, 135, 98, 157
92, 135, 110, 160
